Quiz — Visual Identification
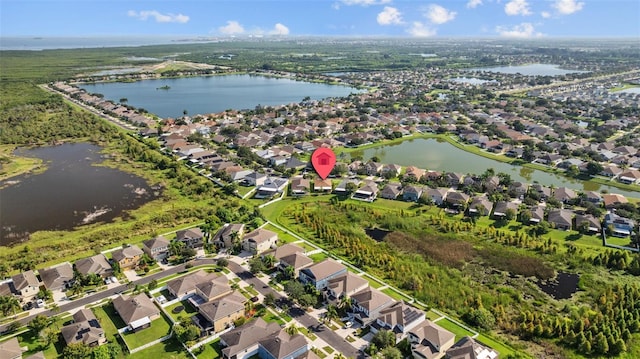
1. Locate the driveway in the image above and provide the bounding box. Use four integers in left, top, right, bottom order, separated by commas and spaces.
227, 261, 361, 359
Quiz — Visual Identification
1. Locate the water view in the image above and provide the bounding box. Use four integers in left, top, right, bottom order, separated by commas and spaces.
0, 143, 156, 245
468, 63, 588, 76
450, 77, 497, 85
358, 138, 639, 198
80, 75, 363, 118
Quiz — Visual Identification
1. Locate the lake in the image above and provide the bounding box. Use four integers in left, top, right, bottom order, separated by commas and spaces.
358, 138, 639, 197
0, 143, 156, 245
450, 77, 498, 85
80, 75, 363, 118
468, 64, 588, 76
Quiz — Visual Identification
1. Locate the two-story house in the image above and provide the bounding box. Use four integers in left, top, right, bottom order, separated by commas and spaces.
60, 308, 106, 348
242, 228, 278, 254
408, 320, 455, 359
349, 287, 396, 325
111, 245, 144, 270
142, 236, 170, 261
176, 228, 205, 249
299, 259, 347, 290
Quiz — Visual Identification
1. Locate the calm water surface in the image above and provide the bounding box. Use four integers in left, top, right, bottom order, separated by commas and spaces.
0, 143, 155, 245
358, 138, 639, 197
80, 75, 363, 118
468, 64, 588, 76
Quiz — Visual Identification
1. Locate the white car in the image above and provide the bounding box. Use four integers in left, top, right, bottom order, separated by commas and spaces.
344, 321, 353, 328
35, 299, 45, 308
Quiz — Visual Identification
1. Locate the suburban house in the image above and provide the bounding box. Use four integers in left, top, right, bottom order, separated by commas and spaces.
10, 270, 40, 301
352, 181, 378, 202
166, 270, 219, 299
446, 336, 498, 359
242, 228, 278, 254
492, 201, 518, 219
212, 223, 245, 249
618, 169, 640, 184
0, 337, 23, 359
380, 183, 403, 200
255, 177, 289, 199
279, 252, 314, 278
426, 188, 450, 206
176, 227, 205, 248
74, 254, 113, 278
552, 187, 578, 204
408, 320, 456, 359
190, 275, 233, 305
365, 161, 384, 176
403, 185, 424, 202
529, 206, 545, 224
299, 259, 347, 290
219, 318, 312, 359
244, 172, 268, 187
39, 262, 75, 292
444, 191, 470, 208
509, 182, 528, 196
142, 236, 171, 261
371, 301, 426, 339
334, 179, 360, 195
111, 245, 144, 269
324, 272, 369, 301
584, 191, 602, 204
575, 214, 601, 234
404, 166, 426, 181
467, 196, 492, 216
382, 164, 402, 177
290, 177, 311, 196
112, 293, 161, 331
547, 209, 574, 231
603, 193, 628, 209
349, 287, 396, 325
265, 243, 304, 263
604, 212, 635, 237
313, 178, 332, 192
60, 308, 106, 347
192, 292, 246, 335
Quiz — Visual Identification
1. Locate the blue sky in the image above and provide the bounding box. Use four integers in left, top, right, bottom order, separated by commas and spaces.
1, 0, 639, 38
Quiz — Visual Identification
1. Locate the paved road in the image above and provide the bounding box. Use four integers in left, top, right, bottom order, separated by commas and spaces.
228, 261, 361, 359
0, 259, 217, 334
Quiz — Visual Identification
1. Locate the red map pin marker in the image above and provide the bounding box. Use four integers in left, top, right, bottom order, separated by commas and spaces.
311, 147, 336, 180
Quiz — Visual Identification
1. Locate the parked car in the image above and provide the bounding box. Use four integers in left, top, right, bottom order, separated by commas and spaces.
36, 299, 45, 308
344, 321, 353, 328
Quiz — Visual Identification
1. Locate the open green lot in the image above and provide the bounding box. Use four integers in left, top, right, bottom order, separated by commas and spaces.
433, 318, 476, 341
128, 336, 190, 359
121, 313, 173, 350
195, 338, 222, 359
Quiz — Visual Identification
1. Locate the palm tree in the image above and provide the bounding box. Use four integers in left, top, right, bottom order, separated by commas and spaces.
262, 254, 276, 268
338, 295, 352, 311
0, 295, 21, 316
284, 324, 299, 336
325, 304, 338, 323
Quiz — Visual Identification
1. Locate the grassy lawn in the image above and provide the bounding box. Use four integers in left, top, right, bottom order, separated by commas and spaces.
323, 346, 335, 354
122, 313, 173, 350
475, 333, 517, 358
128, 336, 190, 359
263, 223, 301, 244
244, 285, 259, 296
363, 274, 385, 289
195, 338, 222, 359
311, 347, 328, 359
381, 287, 413, 302
309, 252, 328, 262
434, 317, 476, 341
93, 306, 123, 339
606, 236, 632, 247
426, 310, 443, 321
236, 185, 255, 197
99, 304, 127, 330
261, 309, 286, 325
297, 326, 318, 341
166, 300, 198, 323
16, 329, 62, 359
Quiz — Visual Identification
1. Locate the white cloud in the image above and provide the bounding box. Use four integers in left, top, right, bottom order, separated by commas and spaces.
407, 22, 437, 37
496, 22, 543, 38
377, 6, 403, 25
541, 11, 551, 18
552, 0, 584, 15
340, 0, 391, 6
127, 10, 189, 23
425, 4, 457, 24
219, 21, 245, 35
504, 0, 532, 16
466, 0, 483, 9
270, 23, 290, 35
